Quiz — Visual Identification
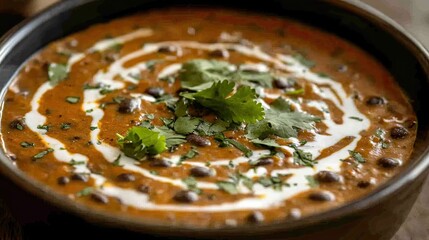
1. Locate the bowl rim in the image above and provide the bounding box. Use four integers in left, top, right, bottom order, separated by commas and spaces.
0, 0, 428, 236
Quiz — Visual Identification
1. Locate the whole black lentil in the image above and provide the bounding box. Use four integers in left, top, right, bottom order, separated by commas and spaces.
390, 126, 409, 139
247, 211, 264, 223
186, 134, 211, 147
377, 157, 401, 169
118, 97, 140, 113
366, 96, 385, 105
190, 166, 213, 177
117, 173, 136, 182
315, 171, 341, 183
308, 191, 335, 202
145, 87, 165, 98
150, 159, 172, 168
90, 192, 109, 204
71, 173, 89, 182
173, 190, 198, 203
57, 176, 70, 185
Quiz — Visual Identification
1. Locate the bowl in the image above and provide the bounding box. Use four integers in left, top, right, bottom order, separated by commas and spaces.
0, 0, 428, 239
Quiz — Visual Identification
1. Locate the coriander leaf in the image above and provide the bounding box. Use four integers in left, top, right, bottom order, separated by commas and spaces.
225, 139, 253, 157
60, 122, 71, 130
293, 54, 315, 68
112, 154, 123, 166
182, 81, 264, 123
251, 138, 280, 148
196, 120, 229, 136
69, 159, 85, 166
290, 144, 316, 167
48, 63, 68, 85
246, 97, 320, 139
305, 175, 319, 188
174, 98, 188, 117
33, 148, 54, 160
285, 88, 304, 95
233, 70, 273, 88
153, 126, 187, 147
349, 116, 363, 121
348, 150, 366, 164
174, 117, 201, 135
117, 126, 167, 160
180, 59, 233, 90
182, 177, 201, 194
76, 187, 93, 197
20, 141, 35, 148
216, 181, 238, 194
180, 148, 199, 161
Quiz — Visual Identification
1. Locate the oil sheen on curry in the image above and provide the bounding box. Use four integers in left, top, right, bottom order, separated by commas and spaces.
0, 8, 417, 227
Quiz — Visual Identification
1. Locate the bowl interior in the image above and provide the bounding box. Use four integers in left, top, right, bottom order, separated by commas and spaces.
0, 0, 428, 237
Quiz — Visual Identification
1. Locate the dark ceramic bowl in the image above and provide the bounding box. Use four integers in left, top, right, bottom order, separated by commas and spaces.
0, 0, 428, 239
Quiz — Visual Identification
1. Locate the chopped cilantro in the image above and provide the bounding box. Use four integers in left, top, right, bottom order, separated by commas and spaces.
69, 159, 85, 166
349, 116, 363, 121
60, 123, 71, 130
305, 175, 319, 188
153, 126, 187, 147
33, 148, 54, 160
285, 88, 304, 95
90, 126, 98, 131
173, 117, 200, 135
117, 126, 167, 160
182, 177, 201, 194
48, 63, 68, 85
290, 144, 316, 167
293, 54, 315, 68
216, 181, 238, 194
20, 141, 35, 148
348, 150, 366, 164
215, 133, 252, 157
250, 138, 280, 148
180, 148, 199, 162
182, 80, 264, 124
37, 125, 50, 131
76, 187, 93, 197
112, 154, 123, 166
179, 59, 274, 90
246, 97, 320, 139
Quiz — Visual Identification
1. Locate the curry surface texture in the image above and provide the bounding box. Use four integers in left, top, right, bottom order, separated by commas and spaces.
0, 8, 417, 227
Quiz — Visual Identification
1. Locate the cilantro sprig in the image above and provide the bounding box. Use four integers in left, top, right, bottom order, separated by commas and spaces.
246, 97, 320, 139
182, 80, 264, 124
117, 126, 167, 160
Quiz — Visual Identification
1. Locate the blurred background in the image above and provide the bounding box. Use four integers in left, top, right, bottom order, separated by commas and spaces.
0, 0, 428, 239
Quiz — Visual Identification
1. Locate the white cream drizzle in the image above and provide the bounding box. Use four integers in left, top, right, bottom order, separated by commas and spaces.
22, 29, 371, 212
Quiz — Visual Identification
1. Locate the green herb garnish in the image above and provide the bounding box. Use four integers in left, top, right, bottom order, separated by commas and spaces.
348, 150, 366, 164
290, 144, 316, 167
216, 181, 238, 195
349, 116, 363, 121
48, 63, 68, 85
20, 141, 35, 148
33, 148, 54, 160
76, 187, 93, 197
69, 159, 85, 166
117, 126, 167, 160
246, 97, 320, 139
305, 175, 319, 188
60, 123, 71, 130
182, 80, 264, 124
182, 177, 201, 194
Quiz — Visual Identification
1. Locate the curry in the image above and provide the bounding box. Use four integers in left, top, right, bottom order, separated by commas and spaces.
0, 8, 417, 227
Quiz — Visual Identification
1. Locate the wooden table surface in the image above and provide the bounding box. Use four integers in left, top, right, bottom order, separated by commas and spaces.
0, 0, 428, 239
